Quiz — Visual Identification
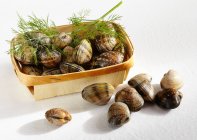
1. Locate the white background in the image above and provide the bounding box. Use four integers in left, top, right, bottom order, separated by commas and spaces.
0, 0, 197, 140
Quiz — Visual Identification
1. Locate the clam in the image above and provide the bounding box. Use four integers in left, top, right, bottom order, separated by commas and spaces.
135, 80, 155, 102
155, 89, 183, 109
108, 102, 130, 127
52, 32, 72, 48
39, 50, 61, 68
91, 51, 124, 69
128, 73, 152, 88
45, 108, 72, 126
115, 87, 144, 112
72, 39, 92, 65
81, 83, 115, 105
42, 68, 61, 75
63, 46, 74, 63
26, 32, 51, 46
22, 65, 42, 76
95, 35, 117, 53
60, 62, 85, 74
113, 43, 125, 55
160, 69, 184, 90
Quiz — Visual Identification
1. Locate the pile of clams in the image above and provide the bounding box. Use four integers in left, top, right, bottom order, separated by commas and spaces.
81, 69, 184, 127
11, 25, 126, 76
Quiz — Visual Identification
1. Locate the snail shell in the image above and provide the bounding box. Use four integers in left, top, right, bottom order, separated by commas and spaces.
81, 83, 115, 105
22, 65, 42, 76
42, 68, 61, 75
39, 50, 61, 68
72, 39, 92, 65
52, 32, 72, 49
155, 89, 183, 109
115, 87, 144, 112
95, 35, 117, 53
108, 102, 130, 127
63, 46, 74, 63
45, 108, 72, 126
60, 62, 85, 74
128, 73, 152, 88
160, 69, 184, 90
91, 51, 124, 69
135, 80, 155, 102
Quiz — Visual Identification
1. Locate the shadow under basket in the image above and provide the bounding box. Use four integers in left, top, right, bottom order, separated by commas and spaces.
10, 23, 134, 100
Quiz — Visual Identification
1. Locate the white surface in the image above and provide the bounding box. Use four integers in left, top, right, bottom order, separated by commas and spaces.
0, 0, 197, 140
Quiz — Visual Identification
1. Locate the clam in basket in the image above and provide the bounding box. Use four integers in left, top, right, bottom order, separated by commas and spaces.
10, 23, 134, 100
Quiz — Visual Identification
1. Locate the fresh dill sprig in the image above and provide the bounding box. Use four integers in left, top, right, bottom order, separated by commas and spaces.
68, 1, 124, 46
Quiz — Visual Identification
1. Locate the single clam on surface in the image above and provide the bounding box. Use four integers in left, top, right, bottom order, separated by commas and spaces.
115, 87, 144, 112
160, 69, 184, 90
155, 89, 183, 109
108, 102, 130, 127
81, 83, 115, 105
45, 108, 72, 126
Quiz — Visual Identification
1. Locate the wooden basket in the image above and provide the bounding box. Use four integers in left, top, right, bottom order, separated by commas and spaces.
10, 23, 134, 100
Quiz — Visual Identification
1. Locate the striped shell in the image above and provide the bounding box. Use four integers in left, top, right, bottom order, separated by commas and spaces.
108, 102, 130, 127
39, 50, 61, 68
22, 65, 42, 76
60, 62, 85, 74
92, 51, 124, 69
135, 80, 155, 102
155, 89, 183, 109
128, 73, 152, 88
160, 69, 184, 90
63, 46, 74, 63
52, 32, 72, 48
73, 39, 92, 65
81, 83, 115, 105
42, 68, 61, 76
95, 35, 117, 53
115, 87, 144, 112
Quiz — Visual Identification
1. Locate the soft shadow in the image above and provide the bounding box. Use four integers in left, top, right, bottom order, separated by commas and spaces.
17, 119, 60, 135
152, 83, 162, 94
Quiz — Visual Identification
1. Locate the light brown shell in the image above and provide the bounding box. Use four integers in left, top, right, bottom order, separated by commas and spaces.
128, 73, 152, 88
73, 39, 92, 65
108, 102, 130, 127
81, 83, 115, 105
28, 32, 51, 46
52, 32, 72, 48
115, 87, 144, 112
60, 62, 85, 74
63, 46, 74, 63
160, 69, 184, 90
45, 108, 72, 126
42, 68, 61, 76
22, 65, 42, 76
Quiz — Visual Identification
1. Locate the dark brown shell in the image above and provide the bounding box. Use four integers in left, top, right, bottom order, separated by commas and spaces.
39, 50, 61, 68
22, 65, 42, 76
60, 62, 85, 74
95, 35, 117, 53
115, 87, 144, 112
72, 39, 92, 65
108, 102, 130, 127
52, 32, 72, 49
155, 89, 183, 109
63, 46, 74, 63
91, 51, 124, 69
42, 68, 61, 75
81, 83, 115, 105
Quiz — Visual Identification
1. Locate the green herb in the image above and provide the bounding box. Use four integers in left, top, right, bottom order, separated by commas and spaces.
68, 1, 124, 46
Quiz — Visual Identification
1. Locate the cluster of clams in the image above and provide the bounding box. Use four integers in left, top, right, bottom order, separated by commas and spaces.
81, 69, 184, 127
11, 27, 126, 76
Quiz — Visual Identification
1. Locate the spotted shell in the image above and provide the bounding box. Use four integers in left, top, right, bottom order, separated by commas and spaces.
115, 87, 144, 112
81, 83, 115, 105
52, 32, 72, 48
108, 102, 130, 127
155, 89, 183, 109
128, 73, 152, 88
63, 46, 74, 63
60, 62, 85, 74
39, 50, 61, 68
22, 65, 42, 76
42, 68, 61, 75
72, 39, 92, 65
160, 69, 184, 90
95, 35, 117, 53
91, 51, 124, 69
